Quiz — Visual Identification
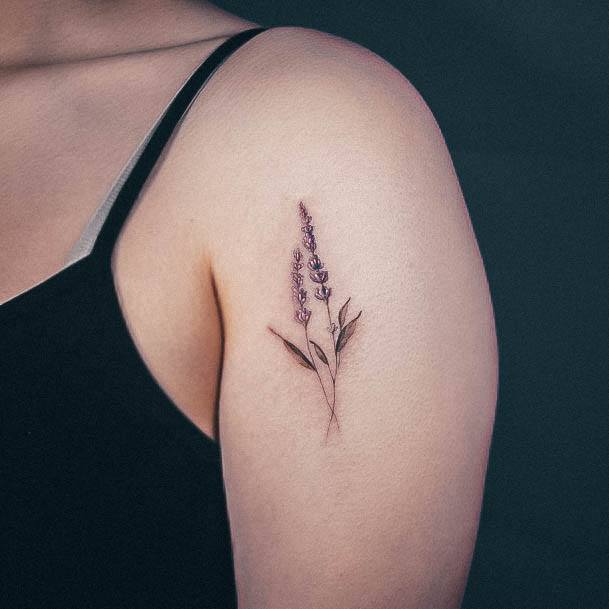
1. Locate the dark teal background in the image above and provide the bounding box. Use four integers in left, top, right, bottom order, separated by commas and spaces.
215, 2, 608, 606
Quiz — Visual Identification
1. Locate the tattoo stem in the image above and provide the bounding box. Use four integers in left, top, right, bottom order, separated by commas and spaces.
304, 323, 340, 431
324, 296, 339, 432
324, 298, 338, 376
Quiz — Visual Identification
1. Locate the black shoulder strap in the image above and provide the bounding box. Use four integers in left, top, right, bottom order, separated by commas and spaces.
91, 26, 268, 259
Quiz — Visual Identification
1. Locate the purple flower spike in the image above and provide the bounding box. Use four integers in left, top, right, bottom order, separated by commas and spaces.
291, 247, 311, 325
315, 285, 332, 301
299, 202, 318, 253
298, 200, 332, 305
310, 270, 329, 284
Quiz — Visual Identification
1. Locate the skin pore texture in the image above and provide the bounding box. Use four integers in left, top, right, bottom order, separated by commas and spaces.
1, 3, 498, 608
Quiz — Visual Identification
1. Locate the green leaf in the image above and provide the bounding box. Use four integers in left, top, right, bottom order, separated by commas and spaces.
310, 340, 329, 365
335, 310, 362, 353
338, 297, 351, 329
268, 327, 315, 370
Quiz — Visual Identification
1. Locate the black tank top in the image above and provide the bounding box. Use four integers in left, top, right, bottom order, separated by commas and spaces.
1, 26, 268, 609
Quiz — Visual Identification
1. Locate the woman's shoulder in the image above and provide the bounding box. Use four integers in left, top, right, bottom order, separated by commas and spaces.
174, 24, 445, 213
183, 24, 434, 137
173, 24, 458, 257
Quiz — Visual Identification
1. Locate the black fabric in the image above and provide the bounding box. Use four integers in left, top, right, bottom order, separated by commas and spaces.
0, 26, 268, 609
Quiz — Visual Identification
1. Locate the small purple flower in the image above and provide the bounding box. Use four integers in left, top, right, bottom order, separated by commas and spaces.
310, 270, 328, 284
295, 287, 307, 306
315, 285, 332, 301
308, 255, 323, 271
303, 233, 316, 253
295, 307, 312, 324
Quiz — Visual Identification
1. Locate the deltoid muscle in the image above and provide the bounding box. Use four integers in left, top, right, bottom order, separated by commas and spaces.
269, 201, 362, 441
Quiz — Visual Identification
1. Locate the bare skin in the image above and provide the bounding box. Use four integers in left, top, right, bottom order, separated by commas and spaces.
1, 2, 498, 607
1, 0, 257, 436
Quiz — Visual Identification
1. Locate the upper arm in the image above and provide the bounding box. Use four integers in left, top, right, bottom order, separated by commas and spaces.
185, 26, 497, 609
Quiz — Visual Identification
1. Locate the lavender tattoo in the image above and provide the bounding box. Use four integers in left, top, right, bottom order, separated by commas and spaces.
268, 201, 363, 441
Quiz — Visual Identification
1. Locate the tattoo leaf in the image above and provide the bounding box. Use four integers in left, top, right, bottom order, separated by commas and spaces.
269, 327, 315, 370
338, 297, 351, 329
310, 340, 329, 365
335, 310, 362, 353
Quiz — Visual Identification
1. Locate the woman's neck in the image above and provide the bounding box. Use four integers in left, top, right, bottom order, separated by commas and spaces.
1, 0, 233, 70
